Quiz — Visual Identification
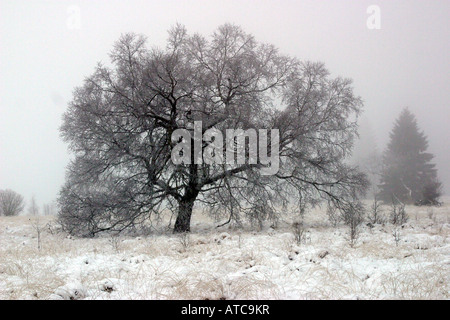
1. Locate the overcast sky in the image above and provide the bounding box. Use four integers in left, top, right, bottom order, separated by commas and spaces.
1, 0, 449, 207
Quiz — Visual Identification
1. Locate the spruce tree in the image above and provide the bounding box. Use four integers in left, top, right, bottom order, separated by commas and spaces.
378, 108, 442, 205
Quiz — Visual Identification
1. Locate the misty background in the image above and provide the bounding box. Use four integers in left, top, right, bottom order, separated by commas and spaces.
0, 0, 449, 208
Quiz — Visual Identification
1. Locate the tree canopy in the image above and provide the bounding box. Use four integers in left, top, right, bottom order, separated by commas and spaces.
58, 24, 367, 236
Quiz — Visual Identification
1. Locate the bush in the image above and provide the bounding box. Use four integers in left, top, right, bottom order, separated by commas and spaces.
389, 201, 408, 225
0, 189, 25, 216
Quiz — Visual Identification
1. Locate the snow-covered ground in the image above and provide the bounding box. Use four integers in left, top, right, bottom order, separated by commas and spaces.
0, 199, 448, 300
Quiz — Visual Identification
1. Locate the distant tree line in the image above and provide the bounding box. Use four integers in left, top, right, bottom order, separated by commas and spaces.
0, 190, 57, 217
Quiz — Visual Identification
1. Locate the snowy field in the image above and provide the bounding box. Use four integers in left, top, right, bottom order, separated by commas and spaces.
0, 199, 448, 300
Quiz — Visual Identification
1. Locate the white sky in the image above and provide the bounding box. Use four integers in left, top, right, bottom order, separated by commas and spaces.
1, 0, 449, 208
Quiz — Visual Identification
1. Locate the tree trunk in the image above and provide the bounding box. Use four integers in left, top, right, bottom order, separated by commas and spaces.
173, 191, 198, 233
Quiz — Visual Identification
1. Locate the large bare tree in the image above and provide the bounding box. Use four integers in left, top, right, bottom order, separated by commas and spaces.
58, 24, 367, 236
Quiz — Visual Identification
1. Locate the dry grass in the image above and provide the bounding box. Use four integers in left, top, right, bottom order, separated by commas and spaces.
0, 200, 448, 300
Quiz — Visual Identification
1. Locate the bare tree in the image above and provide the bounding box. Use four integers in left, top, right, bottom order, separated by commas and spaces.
58, 24, 368, 236
342, 201, 365, 247
368, 194, 384, 225
0, 189, 25, 216
392, 228, 401, 247
30, 216, 43, 250
28, 196, 39, 216
43, 202, 56, 216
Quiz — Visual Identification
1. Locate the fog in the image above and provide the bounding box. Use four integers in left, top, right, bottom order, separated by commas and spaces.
1, 0, 449, 207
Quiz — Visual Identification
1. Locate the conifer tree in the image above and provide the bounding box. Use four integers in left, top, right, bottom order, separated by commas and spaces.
378, 108, 442, 205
